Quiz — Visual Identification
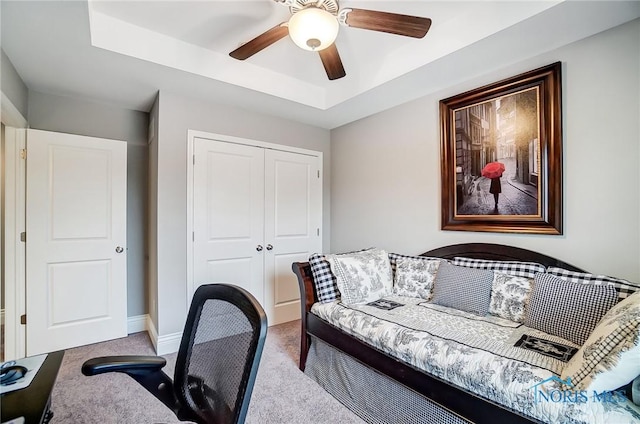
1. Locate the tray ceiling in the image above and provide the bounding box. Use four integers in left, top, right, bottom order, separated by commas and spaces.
2, 1, 639, 128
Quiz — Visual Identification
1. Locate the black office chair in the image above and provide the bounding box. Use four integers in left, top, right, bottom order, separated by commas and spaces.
82, 284, 267, 424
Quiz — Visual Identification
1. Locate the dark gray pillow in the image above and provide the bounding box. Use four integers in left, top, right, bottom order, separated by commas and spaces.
525, 273, 618, 346
431, 262, 494, 315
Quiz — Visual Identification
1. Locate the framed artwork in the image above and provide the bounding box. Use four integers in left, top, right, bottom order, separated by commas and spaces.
440, 62, 562, 234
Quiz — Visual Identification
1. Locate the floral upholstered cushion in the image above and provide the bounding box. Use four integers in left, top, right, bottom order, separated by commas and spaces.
326, 248, 393, 305
489, 272, 534, 323
393, 257, 442, 300
561, 291, 640, 392
388, 252, 444, 278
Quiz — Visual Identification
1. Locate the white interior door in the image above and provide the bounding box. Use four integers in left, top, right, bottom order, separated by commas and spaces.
26, 129, 127, 355
264, 149, 322, 325
192, 138, 265, 301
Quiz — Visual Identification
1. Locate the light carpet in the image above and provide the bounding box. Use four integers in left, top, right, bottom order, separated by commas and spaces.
49, 320, 364, 424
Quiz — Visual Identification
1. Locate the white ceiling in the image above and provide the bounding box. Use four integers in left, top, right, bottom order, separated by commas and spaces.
2, 1, 639, 129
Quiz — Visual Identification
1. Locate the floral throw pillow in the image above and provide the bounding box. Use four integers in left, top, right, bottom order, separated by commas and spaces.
489, 272, 534, 323
309, 248, 374, 303
561, 291, 640, 392
326, 248, 393, 306
393, 257, 442, 300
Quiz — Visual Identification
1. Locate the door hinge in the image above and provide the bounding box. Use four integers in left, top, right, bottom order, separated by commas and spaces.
20, 149, 26, 159
193, 155, 195, 165
317, 170, 320, 178
20, 232, 26, 242
192, 232, 195, 242
20, 314, 26, 325
317, 228, 320, 236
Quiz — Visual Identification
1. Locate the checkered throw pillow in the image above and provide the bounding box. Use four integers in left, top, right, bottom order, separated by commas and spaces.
547, 266, 640, 302
309, 253, 339, 303
431, 262, 494, 316
452, 257, 545, 278
525, 273, 618, 346
561, 291, 640, 392
309, 248, 374, 303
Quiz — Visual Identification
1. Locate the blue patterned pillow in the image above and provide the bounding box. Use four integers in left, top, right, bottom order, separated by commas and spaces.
431, 262, 494, 316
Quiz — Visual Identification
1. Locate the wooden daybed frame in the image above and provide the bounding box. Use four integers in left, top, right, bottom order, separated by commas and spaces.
292, 243, 585, 424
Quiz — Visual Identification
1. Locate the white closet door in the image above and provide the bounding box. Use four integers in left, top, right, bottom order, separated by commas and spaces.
192, 138, 265, 301
26, 129, 127, 355
264, 149, 322, 325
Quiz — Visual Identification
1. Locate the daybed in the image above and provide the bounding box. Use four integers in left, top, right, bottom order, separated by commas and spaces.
292, 243, 640, 424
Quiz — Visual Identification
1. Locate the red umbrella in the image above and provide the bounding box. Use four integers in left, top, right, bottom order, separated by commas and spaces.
481, 161, 505, 179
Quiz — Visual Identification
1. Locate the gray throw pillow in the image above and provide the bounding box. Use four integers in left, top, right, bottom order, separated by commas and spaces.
525, 273, 618, 346
431, 262, 494, 316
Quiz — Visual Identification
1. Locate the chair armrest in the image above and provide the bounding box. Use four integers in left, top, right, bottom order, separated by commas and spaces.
82, 355, 178, 413
82, 355, 167, 376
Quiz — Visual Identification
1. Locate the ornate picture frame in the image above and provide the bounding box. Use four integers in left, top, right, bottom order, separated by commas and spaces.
440, 62, 562, 234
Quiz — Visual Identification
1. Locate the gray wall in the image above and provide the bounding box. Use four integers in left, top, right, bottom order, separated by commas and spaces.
153, 91, 331, 335
330, 19, 640, 282
1, 49, 28, 118
27, 91, 150, 317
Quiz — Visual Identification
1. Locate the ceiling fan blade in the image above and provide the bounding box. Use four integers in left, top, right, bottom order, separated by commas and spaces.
318, 44, 346, 81
229, 23, 288, 60
343, 8, 432, 38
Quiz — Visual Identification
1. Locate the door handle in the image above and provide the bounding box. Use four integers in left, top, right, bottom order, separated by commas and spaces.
256, 245, 263, 252
115, 246, 124, 253
266, 244, 273, 251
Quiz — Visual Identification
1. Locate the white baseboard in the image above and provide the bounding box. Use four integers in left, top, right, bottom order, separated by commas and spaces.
127, 314, 149, 334
146, 317, 159, 349
144, 316, 182, 355
156, 332, 182, 356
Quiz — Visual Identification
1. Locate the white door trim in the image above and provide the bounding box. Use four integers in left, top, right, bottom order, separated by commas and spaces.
3, 127, 27, 361
186, 129, 322, 311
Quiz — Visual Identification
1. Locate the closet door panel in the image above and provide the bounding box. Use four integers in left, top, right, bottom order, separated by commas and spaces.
193, 138, 265, 300
264, 150, 322, 324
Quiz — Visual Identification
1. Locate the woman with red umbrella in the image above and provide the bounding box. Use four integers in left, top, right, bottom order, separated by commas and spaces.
481, 162, 505, 208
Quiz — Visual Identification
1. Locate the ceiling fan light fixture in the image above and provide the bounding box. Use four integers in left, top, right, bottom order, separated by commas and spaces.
288, 7, 339, 51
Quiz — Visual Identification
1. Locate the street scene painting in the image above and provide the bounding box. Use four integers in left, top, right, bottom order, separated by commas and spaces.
454, 87, 540, 217
440, 63, 563, 234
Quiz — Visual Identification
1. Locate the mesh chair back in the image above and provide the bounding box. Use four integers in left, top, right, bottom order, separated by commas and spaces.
174, 284, 267, 424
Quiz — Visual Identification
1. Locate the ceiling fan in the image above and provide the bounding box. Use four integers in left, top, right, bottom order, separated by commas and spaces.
229, 0, 432, 80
